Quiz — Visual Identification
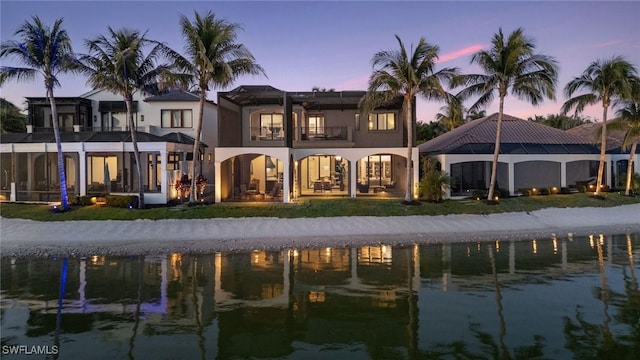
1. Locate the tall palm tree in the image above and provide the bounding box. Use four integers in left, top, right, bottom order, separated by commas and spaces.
435, 93, 465, 131
177, 11, 265, 202
562, 56, 638, 196
459, 28, 558, 201
611, 81, 640, 195
79, 27, 179, 208
363, 35, 458, 204
0, 16, 75, 210
459, 28, 558, 202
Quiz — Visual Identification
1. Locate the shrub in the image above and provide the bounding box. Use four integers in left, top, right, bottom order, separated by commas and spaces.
419, 156, 451, 202
471, 189, 485, 200
519, 189, 531, 197
77, 195, 94, 206
105, 195, 138, 208
419, 170, 451, 202
538, 187, 550, 195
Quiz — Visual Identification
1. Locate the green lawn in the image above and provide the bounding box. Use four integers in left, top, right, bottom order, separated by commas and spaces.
1, 193, 639, 221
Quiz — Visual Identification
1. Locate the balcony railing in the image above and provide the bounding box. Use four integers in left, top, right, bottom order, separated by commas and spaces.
300, 126, 348, 141
250, 126, 285, 141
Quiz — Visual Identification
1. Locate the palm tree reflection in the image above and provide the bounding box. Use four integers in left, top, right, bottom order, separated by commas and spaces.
563, 234, 639, 359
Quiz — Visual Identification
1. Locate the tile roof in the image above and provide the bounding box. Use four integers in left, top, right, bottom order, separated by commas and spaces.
419, 113, 600, 154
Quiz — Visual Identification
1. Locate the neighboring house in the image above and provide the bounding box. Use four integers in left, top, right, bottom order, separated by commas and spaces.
214, 85, 419, 203
567, 122, 639, 189
419, 113, 607, 198
0, 89, 217, 204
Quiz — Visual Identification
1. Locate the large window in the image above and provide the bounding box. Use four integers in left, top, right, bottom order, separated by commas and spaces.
162, 109, 193, 128
368, 113, 395, 131
260, 113, 284, 133
308, 114, 325, 135
359, 155, 392, 186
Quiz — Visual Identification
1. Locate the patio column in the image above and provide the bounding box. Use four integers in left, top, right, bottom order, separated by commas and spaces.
508, 160, 515, 196
605, 156, 612, 188
412, 149, 420, 200
440, 156, 450, 199
79, 150, 87, 196
349, 159, 357, 198
160, 151, 167, 201
214, 161, 222, 203
151, 155, 158, 191
283, 159, 291, 203
560, 161, 567, 188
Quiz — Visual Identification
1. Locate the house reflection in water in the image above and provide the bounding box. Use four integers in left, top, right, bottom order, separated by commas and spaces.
1, 234, 638, 359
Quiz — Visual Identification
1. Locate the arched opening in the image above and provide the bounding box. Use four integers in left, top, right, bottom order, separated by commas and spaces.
220, 153, 286, 201
297, 154, 349, 196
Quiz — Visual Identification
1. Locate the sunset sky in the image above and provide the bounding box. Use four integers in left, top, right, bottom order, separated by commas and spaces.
1, 1, 639, 123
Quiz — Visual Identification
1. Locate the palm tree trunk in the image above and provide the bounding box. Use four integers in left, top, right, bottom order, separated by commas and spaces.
189, 92, 205, 202
405, 95, 413, 203
595, 107, 609, 196
126, 98, 145, 209
625, 141, 637, 196
487, 96, 504, 201
48, 86, 70, 210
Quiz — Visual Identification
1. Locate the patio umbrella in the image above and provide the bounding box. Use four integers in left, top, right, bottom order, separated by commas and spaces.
104, 163, 111, 193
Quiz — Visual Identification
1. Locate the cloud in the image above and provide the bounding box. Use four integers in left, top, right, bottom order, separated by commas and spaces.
592, 39, 627, 48
333, 74, 370, 90
437, 44, 485, 63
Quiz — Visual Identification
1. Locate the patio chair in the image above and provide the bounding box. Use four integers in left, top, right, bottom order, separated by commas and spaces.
269, 182, 282, 200
239, 184, 248, 199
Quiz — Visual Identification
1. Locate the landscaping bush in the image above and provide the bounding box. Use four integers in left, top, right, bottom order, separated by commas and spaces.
519, 189, 531, 197
471, 189, 485, 200
105, 195, 138, 208
538, 187, 550, 195
560, 187, 572, 194
419, 156, 451, 203
76, 195, 94, 206
419, 171, 451, 202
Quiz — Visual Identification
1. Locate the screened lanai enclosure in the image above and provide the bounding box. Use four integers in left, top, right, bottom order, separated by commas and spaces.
0, 132, 199, 204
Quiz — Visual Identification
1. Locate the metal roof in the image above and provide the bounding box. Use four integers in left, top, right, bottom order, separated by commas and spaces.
218, 85, 403, 110
419, 113, 601, 155
1, 131, 200, 146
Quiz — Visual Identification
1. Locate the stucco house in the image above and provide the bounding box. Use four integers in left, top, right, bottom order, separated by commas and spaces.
213, 85, 419, 203
418, 113, 615, 198
0, 89, 217, 204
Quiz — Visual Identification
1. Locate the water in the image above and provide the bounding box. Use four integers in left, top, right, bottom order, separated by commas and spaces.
1, 233, 639, 359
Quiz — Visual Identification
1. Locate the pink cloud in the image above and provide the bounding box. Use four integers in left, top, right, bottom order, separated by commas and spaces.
437, 44, 485, 63
333, 74, 370, 91
592, 39, 627, 48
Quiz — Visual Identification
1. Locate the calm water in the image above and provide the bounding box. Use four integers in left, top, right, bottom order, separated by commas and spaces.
1, 233, 639, 360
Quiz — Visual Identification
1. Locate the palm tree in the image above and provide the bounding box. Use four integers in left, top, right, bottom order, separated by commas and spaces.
435, 93, 465, 131
0, 16, 75, 210
177, 11, 265, 202
466, 109, 486, 121
561, 56, 638, 196
459, 28, 558, 202
611, 81, 640, 195
363, 35, 458, 204
79, 27, 179, 208
0, 98, 27, 133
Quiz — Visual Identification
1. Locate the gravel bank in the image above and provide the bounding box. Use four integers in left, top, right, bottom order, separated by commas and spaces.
1, 204, 639, 257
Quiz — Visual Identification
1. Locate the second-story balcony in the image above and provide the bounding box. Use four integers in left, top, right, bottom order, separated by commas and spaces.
247, 126, 354, 148
295, 126, 354, 148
